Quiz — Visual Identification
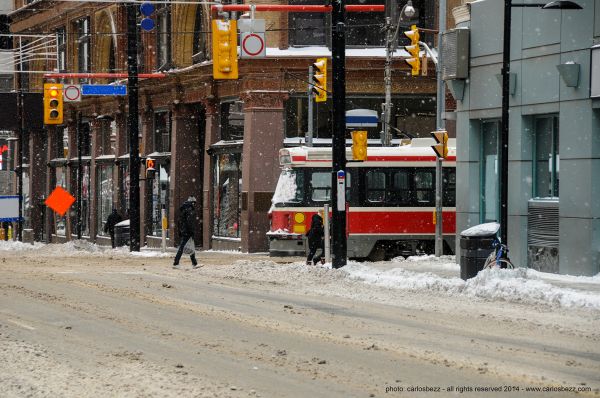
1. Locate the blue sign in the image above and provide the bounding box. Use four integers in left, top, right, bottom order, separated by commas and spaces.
81, 85, 127, 96
141, 18, 155, 31
345, 109, 378, 128
140, 2, 155, 16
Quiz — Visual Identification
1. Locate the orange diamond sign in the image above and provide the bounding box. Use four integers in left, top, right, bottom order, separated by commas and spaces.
45, 186, 76, 216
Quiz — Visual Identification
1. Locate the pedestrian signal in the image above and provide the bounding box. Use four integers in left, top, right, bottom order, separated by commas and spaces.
145, 158, 156, 179
351, 131, 368, 161
312, 58, 327, 103
212, 19, 238, 80
404, 25, 421, 76
431, 130, 448, 159
44, 83, 63, 125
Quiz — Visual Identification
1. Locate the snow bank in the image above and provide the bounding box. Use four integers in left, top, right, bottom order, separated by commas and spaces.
0, 240, 44, 251
0, 240, 169, 258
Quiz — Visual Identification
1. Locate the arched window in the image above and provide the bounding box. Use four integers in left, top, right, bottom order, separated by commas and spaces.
192, 6, 207, 64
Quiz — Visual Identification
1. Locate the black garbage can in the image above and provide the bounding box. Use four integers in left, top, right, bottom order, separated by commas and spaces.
459, 222, 500, 280
114, 219, 130, 247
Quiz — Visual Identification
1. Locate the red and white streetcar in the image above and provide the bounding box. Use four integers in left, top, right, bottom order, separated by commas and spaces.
268, 138, 457, 260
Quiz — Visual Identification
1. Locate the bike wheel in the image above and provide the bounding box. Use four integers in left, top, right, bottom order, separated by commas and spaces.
496, 259, 515, 269
483, 253, 497, 270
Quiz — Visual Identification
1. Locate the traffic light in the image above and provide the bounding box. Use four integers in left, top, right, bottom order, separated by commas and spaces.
431, 130, 448, 159
212, 19, 238, 80
351, 131, 368, 161
145, 158, 156, 179
44, 83, 63, 125
404, 24, 421, 76
312, 58, 327, 103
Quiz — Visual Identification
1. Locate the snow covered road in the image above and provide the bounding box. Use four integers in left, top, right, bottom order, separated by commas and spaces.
0, 241, 598, 397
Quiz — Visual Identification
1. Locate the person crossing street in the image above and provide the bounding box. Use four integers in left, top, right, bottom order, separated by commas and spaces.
173, 196, 199, 268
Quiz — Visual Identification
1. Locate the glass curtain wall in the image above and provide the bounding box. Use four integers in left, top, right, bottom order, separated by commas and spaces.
213, 153, 242, 239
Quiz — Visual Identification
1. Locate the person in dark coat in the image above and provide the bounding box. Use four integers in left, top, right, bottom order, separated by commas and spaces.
173, 196, 198, 268
104, 209, 123, 248
306, 213, 325, 265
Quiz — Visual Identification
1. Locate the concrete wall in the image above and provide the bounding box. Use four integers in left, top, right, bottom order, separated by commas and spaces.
454, 0, 600, 275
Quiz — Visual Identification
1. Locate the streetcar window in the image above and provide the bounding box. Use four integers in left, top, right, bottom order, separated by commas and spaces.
366, 170, 386, 202
310, 172, 331, 202
272, 169, 304, 204
415, 170, 434, 205
443, 168, 456, 207
390, 170, 412, 205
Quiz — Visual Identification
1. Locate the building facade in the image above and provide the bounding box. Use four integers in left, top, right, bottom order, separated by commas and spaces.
451, 0, 600, 275
9, 0, 458, 252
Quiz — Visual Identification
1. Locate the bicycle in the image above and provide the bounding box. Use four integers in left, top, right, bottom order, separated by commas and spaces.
483, 238, 515, 270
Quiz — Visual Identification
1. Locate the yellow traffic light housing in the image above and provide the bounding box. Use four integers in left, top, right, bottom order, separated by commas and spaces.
212, 19, 238, 80
431, 130, 449, 159
404, 24, 421, 76
44, 83, 63, 125
351, 131, 368, 161
312, 58, 327, 103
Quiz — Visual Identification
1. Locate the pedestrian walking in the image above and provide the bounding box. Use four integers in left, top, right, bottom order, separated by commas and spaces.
306, 213, 325, 265
104, 209, 123, 248
173, 196, 199, 268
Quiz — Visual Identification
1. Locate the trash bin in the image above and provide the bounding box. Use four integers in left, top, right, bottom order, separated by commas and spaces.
114, 219, 130, 247
459, 222, 500, 280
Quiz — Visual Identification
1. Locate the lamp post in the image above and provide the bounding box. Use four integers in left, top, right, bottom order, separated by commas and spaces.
499, 0, 581, 250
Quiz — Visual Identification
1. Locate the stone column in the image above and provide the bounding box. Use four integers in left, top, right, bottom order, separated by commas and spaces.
202, 99, 219, 250
29, 128, 47, 242
65, 119, 78, 240
169, 103, 203, 247
240, 91, 287, 252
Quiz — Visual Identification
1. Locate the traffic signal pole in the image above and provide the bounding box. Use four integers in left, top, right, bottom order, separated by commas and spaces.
331, 0, 347, 269
126, 2, 141, 252
435, 0, 446, 257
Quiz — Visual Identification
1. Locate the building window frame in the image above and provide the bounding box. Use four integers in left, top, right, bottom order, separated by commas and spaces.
57, 27, 67, 72
479, 119, 500, 223
76, 17, 91, 75
153, 110, 171, 153
532, 114, 559, 198
192, 6, 207, 64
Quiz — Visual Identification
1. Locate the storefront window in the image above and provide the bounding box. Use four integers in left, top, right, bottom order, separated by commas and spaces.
151, 163, 170, 237
81, 164, 91, 236
97, 164, 114, 237
534, 115, 559, 198
220, 101, 244, 141
120, 163, 130, 215
55, 166, 67, 236
480, 120, 499, 223
213, 153, 242, 238
22, 169, 30, 228
154, 111, 171, 153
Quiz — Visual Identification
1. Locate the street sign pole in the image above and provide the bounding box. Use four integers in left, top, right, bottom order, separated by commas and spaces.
331, 0, 347, 269
435, 0, 446, 257
127, 2, 141, 252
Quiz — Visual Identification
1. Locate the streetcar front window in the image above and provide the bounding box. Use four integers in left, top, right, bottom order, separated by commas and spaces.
310, 172, 331, 202
272, 169, 304, 204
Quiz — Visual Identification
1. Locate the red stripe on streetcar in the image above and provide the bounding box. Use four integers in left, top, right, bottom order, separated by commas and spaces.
288, 155, 456, 162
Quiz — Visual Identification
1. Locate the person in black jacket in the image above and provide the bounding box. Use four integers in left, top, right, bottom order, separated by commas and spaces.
104, 209, 123, 248
306, 213, 325, 265
173, 196, 198, 268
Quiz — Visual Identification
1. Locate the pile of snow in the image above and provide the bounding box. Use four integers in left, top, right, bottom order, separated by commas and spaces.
0, 240, 169, 258
271, 169, 297, 206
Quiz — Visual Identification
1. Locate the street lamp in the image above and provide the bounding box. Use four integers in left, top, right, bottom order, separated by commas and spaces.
499, 0, 582, 252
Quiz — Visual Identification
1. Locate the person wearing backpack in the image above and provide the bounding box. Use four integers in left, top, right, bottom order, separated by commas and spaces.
173, 196, 199, 268
306, 213, 325, 265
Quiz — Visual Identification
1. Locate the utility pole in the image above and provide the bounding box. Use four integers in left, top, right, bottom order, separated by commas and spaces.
434, 0, 446, 257
382, 16, 394, 147
331, 0, 347, 269
17, 51, 23, 242
126, 3, 141, 251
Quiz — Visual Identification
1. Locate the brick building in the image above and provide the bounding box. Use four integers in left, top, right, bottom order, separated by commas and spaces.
8, 0, 458, 251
